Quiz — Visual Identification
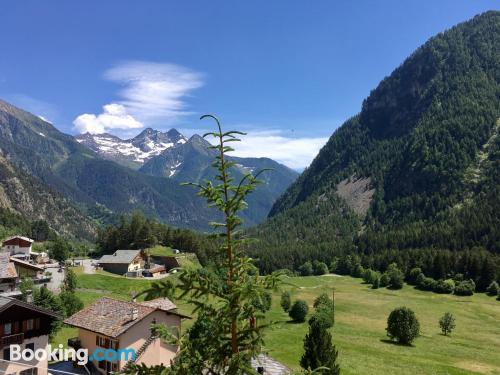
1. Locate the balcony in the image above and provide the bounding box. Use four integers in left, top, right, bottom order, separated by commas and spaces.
67, 337, 82, 350
1, 333, 24, 347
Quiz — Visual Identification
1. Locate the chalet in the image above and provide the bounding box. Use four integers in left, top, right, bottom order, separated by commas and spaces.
97, 250, 146, 276
0, 254, 18, 297
9, 258, 44, 279
64, 297, 188, 374
142, 265, 166, 278
0, 296, 61, 375
2, 236, 34, 261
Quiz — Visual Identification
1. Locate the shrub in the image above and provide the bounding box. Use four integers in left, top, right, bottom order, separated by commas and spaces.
313, 293, 334, 327
299, 261, 313, 276
309, 309, 333, 329
352, 264, 365, 278
454, 279, 475, 296
380, 273, 390, 287
433, 279, 455, 294
386, 307, 420, 345
372, 276, 380, 289
439, 312, 456, 336
417, 276, 437, 291
387, 263, 404, 289
486, 281, 499, 296
289, 300, 309, 322
329, 258, 338, 273
363, 269, 376, 284
280, 291, 292, 312
415, 272, 426, 286
312, 260, 329, 276
453, 273, 464, 282
407, 267, 423, 285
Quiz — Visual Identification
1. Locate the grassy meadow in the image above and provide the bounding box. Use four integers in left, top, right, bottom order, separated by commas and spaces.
58, 270, 500, 375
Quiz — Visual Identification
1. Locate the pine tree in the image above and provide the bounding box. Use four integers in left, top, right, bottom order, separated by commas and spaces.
300, 320, 340, 374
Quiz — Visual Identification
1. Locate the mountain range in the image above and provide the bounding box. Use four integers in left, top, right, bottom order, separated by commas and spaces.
0, 100, 297, 236
251, 11, 500, 272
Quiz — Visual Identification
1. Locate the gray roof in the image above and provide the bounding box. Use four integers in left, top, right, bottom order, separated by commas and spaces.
0, 253, 18, 279
98, 249, 143, 265
0, 295, 61, 318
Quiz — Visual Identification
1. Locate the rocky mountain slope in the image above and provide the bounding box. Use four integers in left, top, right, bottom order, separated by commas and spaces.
75, 128, 187, 168
251, 11, 500, 272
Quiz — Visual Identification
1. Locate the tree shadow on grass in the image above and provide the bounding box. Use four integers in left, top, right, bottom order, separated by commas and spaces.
379, 339, 415, 347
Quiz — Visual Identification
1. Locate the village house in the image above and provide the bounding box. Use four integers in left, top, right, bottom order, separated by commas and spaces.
0, 296, 61, 375
0, 254, 19, 297
2, 236, 34, 261
64, 297, 188, 374
97, 250, 146, 276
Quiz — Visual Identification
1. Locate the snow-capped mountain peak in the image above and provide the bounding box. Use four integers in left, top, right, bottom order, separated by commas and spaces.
75, 128, 187, 166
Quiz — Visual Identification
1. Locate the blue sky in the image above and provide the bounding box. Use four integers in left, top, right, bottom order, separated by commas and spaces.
0, 1, 497, 169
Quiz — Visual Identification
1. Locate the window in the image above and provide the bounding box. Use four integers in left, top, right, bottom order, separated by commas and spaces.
26, 319, 34, 331
4, 323, 12, 335
3, 347, 10, 361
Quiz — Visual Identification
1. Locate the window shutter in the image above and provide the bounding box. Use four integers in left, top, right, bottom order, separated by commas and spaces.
96, 336, 99, 346
34, 318, 40, 330
15, 321, 21, 334
0, 324, 4, 337
21, 320, 27, 333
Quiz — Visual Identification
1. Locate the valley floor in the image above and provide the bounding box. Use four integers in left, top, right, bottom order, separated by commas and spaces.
56, 270, 500, 375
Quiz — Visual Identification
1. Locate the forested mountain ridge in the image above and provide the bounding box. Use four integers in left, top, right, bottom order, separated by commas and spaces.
252, 11, 500, 273
0, 152, 96, 238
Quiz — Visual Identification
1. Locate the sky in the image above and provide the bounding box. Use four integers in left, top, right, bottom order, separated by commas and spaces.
0, 1, 497, 170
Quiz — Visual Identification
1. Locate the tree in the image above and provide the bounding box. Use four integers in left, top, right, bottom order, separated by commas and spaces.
380, 273, 391, 287
134, 116, 281, 373
386, 307, 420, 345
59, 291, 84, 317
48, 237, 70, 262
486, 281, 499, 296
299, 261, 314, 276
280, 291, 291, 312
407, 267, 423, 285
32, 286, 63, 337
454, 279, 475, 296
19, 278, 34, 302
313, 293, 334, 328
300, 320, 340, 375
289, 300, 309, 322
62, 268, 78, 293
387, 263, 404, 289
313, 260, 329, 276
439, 312, 456, 336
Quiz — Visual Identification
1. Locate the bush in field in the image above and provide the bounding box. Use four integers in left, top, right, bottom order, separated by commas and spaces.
289, 300, 309, 322
363, 269, 377, 284
407, 267, 423, 285
387, 263, 404, 289
486, 281, 499, 296
454, 279, 475, 296
380, 273, 391, 287
352, 264, 365, 278
299, 261, 313, 276
386, 307, 420, 345
417, 276, 437, 291
313, 293, 334, 327
280, 291, 292, 312
313, 260, 329, 276
439, 312, 456, 336
372, 276, 380, 289
433, 279, 455, 294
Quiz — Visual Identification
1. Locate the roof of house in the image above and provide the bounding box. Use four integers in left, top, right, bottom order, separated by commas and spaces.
64, 296, 186, 338
10, 257, 44, 271
2, 235, 34, 244
98, 250, 143, 265
0, 253, 18, 279
0, 295, 61, 319
140, 297, 176, 311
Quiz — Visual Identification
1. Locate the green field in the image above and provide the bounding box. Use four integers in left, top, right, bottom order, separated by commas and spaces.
60, 271, 500, 375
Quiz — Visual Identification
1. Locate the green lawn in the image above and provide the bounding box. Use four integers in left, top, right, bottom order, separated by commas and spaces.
59, 271, 500, 375
147, 245, 174, 257
264, 275, 500, 375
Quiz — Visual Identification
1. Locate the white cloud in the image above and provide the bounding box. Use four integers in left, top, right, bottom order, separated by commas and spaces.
227, 130, 328, 170
73, 61, 204, 134
73, 103, 143, 134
